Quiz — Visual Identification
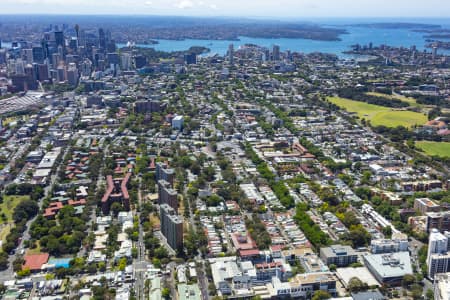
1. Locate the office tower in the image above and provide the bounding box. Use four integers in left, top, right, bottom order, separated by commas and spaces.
52, 53, 61, 68
286, 50, 292, 62
98, 28, 106, 50
57, 45, 64, 60
32, 46, 45, 64
184, 53, 197, 65
228, 44, 234, 65
433, 46, 438, 62
273, 45, 280, 61
69, 38, 78, 52
107, 53, 120, 65
75, 24, 80, 39
66, 63, 79, 86
160, 204, 183, 251
80, 59, 92, 76
23, 49, 33, 63
107, 40, 117, 53
12, 59, 25, 74
264, 49, 270, 61
24, 64, 36, 81
54, 31, 64, 48
0, 49, 6, 64
57, 66, 66, 82
37, 64, 49, 82
121, 53, 132, 71
78, 29, 86, 48
134, 55, 147, 69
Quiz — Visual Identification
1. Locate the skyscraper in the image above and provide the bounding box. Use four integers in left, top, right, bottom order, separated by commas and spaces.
228, 44, 234, 65
54, 31, 64, 48
273, 45, 280, 61
98, 28, 106, 50
32, 46, 45, 64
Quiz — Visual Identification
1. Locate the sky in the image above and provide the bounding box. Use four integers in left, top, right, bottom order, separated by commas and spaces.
1, 0, 450, 18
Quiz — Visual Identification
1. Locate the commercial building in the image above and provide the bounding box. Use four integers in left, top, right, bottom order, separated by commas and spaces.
271, 272, 337, 298
370, 234, 409, 254
434, 273, 450, 300
160, 204, 183, 251
320, 244, 358, 267
363, 252, 412, 286
178, 283, 202, 300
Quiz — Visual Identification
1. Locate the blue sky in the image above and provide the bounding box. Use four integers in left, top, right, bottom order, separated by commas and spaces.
1, 0, 449, 18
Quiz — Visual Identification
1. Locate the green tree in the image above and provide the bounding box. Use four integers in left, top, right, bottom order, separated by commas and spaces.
312, 290, 331, 300
162, 288, 170, 299
348, 277, 368, 293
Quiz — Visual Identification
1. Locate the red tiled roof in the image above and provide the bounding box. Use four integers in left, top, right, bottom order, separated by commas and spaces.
23, 253, 49, 271
239, 249, 260, 256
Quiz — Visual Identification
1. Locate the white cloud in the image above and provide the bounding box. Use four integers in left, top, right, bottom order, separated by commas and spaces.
145, 1, 153, 5
174, 0, 194, 9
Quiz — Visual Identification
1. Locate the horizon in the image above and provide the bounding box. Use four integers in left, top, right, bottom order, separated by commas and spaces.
1, 0, 449, 18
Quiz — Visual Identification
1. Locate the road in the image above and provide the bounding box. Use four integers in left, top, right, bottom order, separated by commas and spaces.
134, 179, 148, 300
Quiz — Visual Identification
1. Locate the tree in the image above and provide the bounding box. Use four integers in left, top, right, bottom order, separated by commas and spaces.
162, 288, 170, 299
348, 277, 368, 293
426, 288, 434, 300
110, 202, 123, 217
0, 253, 9, 270
402, 274, 416, 288
382, 226, 392, 239
312, 290, 331, 300
410, 283, 423, 300
13, 199, 39, 222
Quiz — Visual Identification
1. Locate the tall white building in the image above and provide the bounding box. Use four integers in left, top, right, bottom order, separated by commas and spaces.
427, 229, 450, 279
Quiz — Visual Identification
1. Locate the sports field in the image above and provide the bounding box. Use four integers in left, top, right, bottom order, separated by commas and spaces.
416, 141, 450, 158
328, 97, 427, 128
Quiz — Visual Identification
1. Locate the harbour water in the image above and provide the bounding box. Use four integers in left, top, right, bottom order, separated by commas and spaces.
2, 19, 450, 57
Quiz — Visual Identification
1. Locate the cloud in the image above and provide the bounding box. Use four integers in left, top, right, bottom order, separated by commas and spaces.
174, 0, 194, 9
145, 1, 153, 5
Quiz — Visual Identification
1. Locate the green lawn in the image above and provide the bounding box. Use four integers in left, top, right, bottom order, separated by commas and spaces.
328, 97, 428, 128
0, 195, 29, 224
0, 195, 30, 245
416, 141, 450, 158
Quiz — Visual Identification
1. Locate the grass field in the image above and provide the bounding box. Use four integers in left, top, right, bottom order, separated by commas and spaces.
0, 195, 30, 245
328, 96, 428, 128
0, 195, 29, 224
416, 141, 450, 158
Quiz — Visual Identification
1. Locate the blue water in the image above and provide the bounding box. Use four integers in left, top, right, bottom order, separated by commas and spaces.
116, 25, 449, 56
2, 22, 449, 56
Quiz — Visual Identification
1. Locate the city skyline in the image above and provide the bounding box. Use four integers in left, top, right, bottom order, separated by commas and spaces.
1, 0, 450, 18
